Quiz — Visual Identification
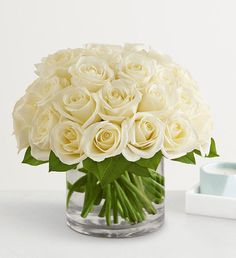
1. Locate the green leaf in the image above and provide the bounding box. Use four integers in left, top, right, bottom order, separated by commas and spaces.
81, 173, 99, 218
206, 138, 219, 158
136, 151, 162, 170
100, 155, 130, 187
148, 169, 165, 186
49, 151, 78, 172
83, 155, 131, 187
22, 147, 48, 166
66, 175, 87, 207
173, 151, 196, 164
83, 158, 100, 179
193, 149, 202, 156
94, 187, 103, 206
97, 158, 113, 181
79, 167, 88, 173
128, 163, 151, 177
105, 184, 112, 225
194, 138, 219, 158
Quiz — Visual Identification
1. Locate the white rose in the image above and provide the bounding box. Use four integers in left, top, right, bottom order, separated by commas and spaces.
148, 48, 172, 66
35, 48, 81, 77
69, 56, 114, 92
123, 113, 164, 161
26, 76, 70, 106
118, 51, 157, 91
175, 88, 213, 155
154, 64, 198, 93
123, 43, 149, 53
162, 114, 197, 159
190, 104, 213, 155
12, 93, 39, 151
50, 120, 86, 165
175, 87, 203, 117
53, 86, 100, 128
98, 79, 142, 123
82, 121, 128, 162
84, 44, 122, 69
138, 84, 177, 120
29, 106, 59, 161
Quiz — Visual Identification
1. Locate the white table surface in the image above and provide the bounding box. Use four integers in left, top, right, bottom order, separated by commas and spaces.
0, 191, 235, 258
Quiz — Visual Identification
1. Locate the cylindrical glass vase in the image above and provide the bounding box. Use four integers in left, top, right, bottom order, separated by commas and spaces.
66, 160, 164, 238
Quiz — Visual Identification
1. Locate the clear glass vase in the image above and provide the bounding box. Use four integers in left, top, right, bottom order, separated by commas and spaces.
66, 160, 164, 238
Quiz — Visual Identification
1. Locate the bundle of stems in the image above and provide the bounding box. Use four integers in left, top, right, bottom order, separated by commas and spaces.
67, 170, 164, 225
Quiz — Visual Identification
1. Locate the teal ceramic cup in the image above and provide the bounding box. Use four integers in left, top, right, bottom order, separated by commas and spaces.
200, 162, 236, 198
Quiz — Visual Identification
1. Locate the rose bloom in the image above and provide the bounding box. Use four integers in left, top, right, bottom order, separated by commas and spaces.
98, 79, 142, 123
12, 93, 39, 151
82, 121, 128, 162
138, 83, 177, 120
35, 48, 81, 77
123, 113, 164, 161
122, 43, 150, 53
69, 55, 114, 92
174, 88, 213, 155
29, 106, 59, 161
118, 50, 157, 91
190, 104, 213, 155
26, 76, 70, 106
53, 86, 100, 128
154, 64, 197, 93
175, 87, 201, 117
12, 44, 214, 164
148, 48, 172, 66
162, 114, 197, 159
84, 44, 122, 69
50, 120, 86, 165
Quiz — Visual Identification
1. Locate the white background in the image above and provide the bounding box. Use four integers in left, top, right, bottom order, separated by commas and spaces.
0, 0, 235, 191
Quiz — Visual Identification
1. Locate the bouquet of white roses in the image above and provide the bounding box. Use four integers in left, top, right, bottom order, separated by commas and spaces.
13, 44, 218, 226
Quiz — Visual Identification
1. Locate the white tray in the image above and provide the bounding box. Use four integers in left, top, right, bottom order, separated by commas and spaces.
185, 185, 236, 219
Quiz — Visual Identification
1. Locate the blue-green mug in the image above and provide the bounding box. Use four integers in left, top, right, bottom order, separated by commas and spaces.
200, 162, 236, 198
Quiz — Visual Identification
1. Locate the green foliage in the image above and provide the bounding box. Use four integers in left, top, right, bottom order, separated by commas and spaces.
22, 147, 48, 166
194, 138, 219, 158
173, 151, 196, 164
64, 139, 219, 226
173, 138, 219, 164
129, 163, 150, 177
83, 152, 164, 187
136, 151, 162, 170
49, 151, 78, 172
83, 155, 130, 187
100, 155, 131, 186
66, 175, 87, 207
193, 149, 202, 156
82, 158, 100, 178
206, 138, 219, 158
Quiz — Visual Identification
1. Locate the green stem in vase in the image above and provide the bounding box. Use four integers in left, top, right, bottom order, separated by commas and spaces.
149, 169, 165, 186
120, 175, 156, 215
125, 190, 146, 222
81, 173, 97, 218
128, 173, 144, 193
144, 177, 165, 195
142, 179, 163, 199
114, 181, 129, 220
117, 200, 125, 218
111, 183, 119, 224
114, 181, 138, 223
66, 164, 165, 226
120, 173, 146, 222
105, 184, 112, 226
98, 200, 106, 218
94, 187, 103, 206
66, 175, 87, 208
